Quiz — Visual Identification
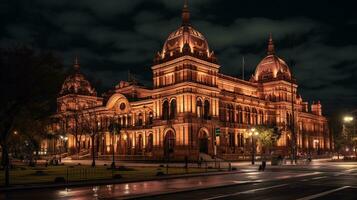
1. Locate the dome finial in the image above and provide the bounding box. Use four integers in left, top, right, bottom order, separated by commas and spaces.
267, 33, 275, 55
74, 56, 80, 71
182, 0, 190, 25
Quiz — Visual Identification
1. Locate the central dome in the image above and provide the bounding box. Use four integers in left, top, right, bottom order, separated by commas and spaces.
162, 25, 210, 57
253, 35, 291, 82
154, 1, 216, 64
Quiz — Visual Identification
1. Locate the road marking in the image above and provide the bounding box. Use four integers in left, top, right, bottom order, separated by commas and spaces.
311, 176, 327, 180
202, 184, 288, 200
296, 186, 351, 200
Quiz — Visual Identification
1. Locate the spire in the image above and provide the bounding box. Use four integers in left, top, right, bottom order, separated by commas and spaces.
74, 56, 80, 70
182, 0, 190, 25
267, 33, 275, 55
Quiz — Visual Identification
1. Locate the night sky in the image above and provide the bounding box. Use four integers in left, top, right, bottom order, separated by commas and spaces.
1, 0, 356, 116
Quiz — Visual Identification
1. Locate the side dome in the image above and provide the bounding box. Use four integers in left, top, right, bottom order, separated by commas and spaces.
154, 1, 217, 64
253, 35, 291, 82
60, 58, 97, 96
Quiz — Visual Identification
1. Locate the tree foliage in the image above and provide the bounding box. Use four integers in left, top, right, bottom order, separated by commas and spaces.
0, 45, 64, 185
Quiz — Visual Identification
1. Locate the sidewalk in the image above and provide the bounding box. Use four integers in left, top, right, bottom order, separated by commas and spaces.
0, 170, 242, 192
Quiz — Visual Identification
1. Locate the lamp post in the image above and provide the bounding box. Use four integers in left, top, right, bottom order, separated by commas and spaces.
59, 135, 68, 163
109, 120, 120, 169
343, 116, 354, 156
249, 128, 259, 165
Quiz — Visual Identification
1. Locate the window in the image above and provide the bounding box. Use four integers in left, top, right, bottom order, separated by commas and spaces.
197, 99, 203, 118
203, 100, 210, 120
119, 103, 126, 110
148, 112, 153, 124
228, 104, 234, 122
170, 99, 177, 119
162, 100, 169, 120
138, 113, 143, 125
147, 134, 153, 152
237, 106, 243, 124
229, 132, 235, 147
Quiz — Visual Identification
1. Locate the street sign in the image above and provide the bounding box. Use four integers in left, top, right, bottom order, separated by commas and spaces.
215, 128, 220, 136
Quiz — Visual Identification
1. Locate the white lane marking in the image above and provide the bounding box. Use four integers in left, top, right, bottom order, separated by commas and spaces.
296, 186, 351, 200
201, 184, 288, 200
311, 176, 327, 180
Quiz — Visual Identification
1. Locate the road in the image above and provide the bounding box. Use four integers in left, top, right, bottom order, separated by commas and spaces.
1, 161, 356, 200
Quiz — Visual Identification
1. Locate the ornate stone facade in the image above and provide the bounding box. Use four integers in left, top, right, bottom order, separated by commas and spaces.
54, 2, 332, 161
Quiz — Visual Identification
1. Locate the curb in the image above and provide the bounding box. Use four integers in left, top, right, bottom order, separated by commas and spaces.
0, 170, 245, 192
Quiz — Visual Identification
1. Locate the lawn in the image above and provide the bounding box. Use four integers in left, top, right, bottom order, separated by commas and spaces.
0, 165, 219, 186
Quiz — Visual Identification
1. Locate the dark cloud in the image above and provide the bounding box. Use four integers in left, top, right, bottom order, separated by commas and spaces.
1, 0, 357, 116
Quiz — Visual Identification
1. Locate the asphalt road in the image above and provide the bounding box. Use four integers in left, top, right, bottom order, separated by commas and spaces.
1, 161, 356, 200
138, 165, 357, 200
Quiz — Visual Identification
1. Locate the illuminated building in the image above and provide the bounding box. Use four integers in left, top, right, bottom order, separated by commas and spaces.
53, 2, 331, 161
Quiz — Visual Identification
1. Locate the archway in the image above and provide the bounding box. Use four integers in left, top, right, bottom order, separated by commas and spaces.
164, 130, 175, 158
198, 129, 209, 154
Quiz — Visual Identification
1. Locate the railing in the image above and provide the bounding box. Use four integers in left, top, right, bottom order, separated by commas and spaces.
98, 155, 150, 161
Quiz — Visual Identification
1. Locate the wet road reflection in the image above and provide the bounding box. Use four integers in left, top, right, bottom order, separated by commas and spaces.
2, 162, 355, 200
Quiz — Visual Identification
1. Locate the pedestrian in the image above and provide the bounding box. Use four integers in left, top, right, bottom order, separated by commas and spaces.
262, 160, 266, 171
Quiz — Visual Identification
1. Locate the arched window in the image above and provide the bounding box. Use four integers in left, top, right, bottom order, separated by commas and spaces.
252, 108, 258, 125
147, 134, 153, 152
197, 99, 203, 118
170, 99, 177, 119
237, 106, 243, 124
203, 100, 210, 120
245, 107, 251, 124
237, 133, 244, 147
138, 113, 143, 125
259, 110, 264, 124
228, 104, 234, 122
127, 115, 132, 126
219, 102, 226, 121
118, 116, 122, 126
123, 116, 127, 127
229, 132, 235, 147
148, 112, 153, 124
137, 134, 143, 153
162, 100, 169, 120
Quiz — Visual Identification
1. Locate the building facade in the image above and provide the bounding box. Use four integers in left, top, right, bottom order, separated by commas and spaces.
51, 2, 332, 161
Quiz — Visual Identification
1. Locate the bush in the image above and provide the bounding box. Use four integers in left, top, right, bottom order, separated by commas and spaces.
112, 174, 122, 179
156, 171, 165, 176
54, 177, 66, 183
34, 170, 46, 176
117, 166, 135, 171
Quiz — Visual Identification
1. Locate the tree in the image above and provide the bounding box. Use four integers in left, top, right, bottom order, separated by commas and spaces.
81, 111, 103, 167
59, 111, 86, 157
0, 46, 64, 186
256, 126, 281, 160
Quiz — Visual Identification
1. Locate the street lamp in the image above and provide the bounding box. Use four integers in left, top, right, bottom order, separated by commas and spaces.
108, 120, 120, 169
344, 116, 354, 123
248, 128, 259, 165
59, 135, 68, 163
